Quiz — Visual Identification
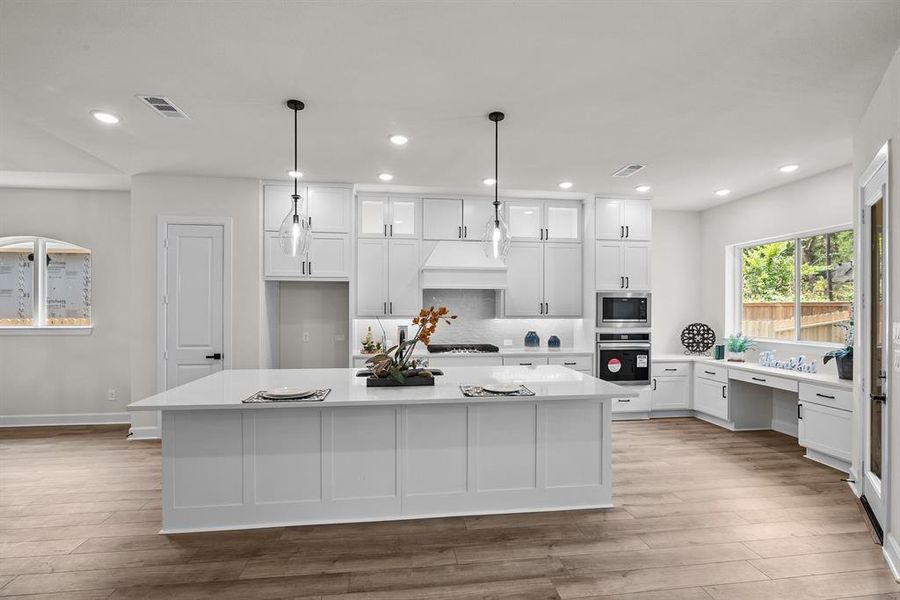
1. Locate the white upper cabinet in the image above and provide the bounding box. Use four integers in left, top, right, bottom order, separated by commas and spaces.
545, 201, 582, 242
307, 234, 351, 279
264, 183, 351, 233
507, 199, 582, 242
422, 199, 463, 240
264, 231, 304, 278
386, 239, 420, 316
355, 239, 421, 317
306, 185, 352, 233
543, 243, 582, 316
356, 239, 389, 316
594, 242, 650, 291
462, 198, 495, 240
595, 197, 651, 241
504, 242, 544, 316
358, 195, 419, 238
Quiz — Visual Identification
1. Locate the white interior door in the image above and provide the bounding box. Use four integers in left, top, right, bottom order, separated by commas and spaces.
165, 224, 224, 389
861, 151, 889, 531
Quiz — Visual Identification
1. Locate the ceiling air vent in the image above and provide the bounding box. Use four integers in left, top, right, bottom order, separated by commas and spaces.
611, 163, 645, 178
138, 95, 190, 119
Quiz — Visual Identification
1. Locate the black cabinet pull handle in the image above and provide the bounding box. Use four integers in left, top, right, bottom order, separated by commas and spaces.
625, 276, 630, 288
390, 224, 393, 236
751, 377, 766, 382
704, 370, 716, 375
383, 301, 387, 315
816, 393, 835, 400
308, 261, 312, 275
205, 353, 222, 360
544, 302, 549, 314
520, 362, 532, 366
618, 398, 631, 403
620, 276, 625, 289
798, 403, 803, 419
302, 261, 305, 275
384, 224, 387, 237
564, 362, 576, 366
664, 368, 677, 371
458, 226, 462, 238
620, 225, 624, 238
389, 302, 393, 314
464, 226, 468, 238
722, 385, 727, 398
652, 378, 657, 391
625, 225, 630, 238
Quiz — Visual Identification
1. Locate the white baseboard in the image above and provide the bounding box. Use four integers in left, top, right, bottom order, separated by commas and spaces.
0, 413, 131, 427
128, 425, 160, 440
884, 532, 900, 581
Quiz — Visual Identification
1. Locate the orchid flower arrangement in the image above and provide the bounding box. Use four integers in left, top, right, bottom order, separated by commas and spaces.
366, 306, 457, 383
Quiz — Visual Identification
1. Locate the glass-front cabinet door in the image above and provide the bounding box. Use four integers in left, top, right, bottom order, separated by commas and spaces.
506, 200, 543, 241
358, 195, 389, 238
388, 198, 419, 238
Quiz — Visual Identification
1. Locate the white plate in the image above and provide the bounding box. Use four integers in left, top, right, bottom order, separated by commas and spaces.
261, 387, 316, 399
481, 383, 521, 394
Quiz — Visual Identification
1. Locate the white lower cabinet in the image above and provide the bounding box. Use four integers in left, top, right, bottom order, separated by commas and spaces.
693, 376, 729, 421
798, 400, 852, 463
611, 387, 651, 415
651, 376, 690, 410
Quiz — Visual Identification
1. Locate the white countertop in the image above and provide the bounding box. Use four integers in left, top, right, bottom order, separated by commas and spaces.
353, 347, 594, 359
653, 354, 852, 390
128, 365, 635, 411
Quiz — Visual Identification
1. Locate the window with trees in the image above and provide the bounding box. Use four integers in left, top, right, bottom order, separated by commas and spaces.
739, 227, 853, 345
0, 236, 92, 330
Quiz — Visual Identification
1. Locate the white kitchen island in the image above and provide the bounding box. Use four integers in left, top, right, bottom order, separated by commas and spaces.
128, 365, 632, 533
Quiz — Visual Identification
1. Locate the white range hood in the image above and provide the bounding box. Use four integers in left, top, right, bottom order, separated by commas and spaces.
420, 241, 508, 289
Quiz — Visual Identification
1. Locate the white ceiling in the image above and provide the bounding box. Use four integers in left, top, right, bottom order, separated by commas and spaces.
1, 1, 898, 209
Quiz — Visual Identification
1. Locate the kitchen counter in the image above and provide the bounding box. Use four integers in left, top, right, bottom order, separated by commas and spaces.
351, 347, 594, 360
128, 366, 629, 533
653, 354, 852, 390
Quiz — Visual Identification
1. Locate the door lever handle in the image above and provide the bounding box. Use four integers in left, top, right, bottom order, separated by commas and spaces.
205, 353, 222, 360
871, 394, 887, 404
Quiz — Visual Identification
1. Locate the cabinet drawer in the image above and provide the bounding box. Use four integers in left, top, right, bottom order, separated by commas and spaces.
502, 356, 550, 367
548, 355, 592, 371
730, 369, 798, 393
426, 356, 503, 367
652, 362, 690, 378
799, 383, 853, 412
611, 389, 651, 413
695, 363, 727, 383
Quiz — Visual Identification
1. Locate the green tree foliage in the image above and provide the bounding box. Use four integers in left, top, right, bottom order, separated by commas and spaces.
742, 240, 795, 302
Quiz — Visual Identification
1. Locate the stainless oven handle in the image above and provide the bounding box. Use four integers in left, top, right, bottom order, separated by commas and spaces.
596, 344, 651, 350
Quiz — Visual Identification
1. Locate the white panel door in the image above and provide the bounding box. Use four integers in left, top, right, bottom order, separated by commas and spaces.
622, 199, 652, 241
594, 242, 624, 291
388, 198, 419, 238
799, 402, 852, 462
171, 411, 243, 509
504, 242, 544, 317
387, 239, 420, 317
463, 198, 495, 240
264, 184, 294, 231
506, 200, 543, 241
252, 410, 323, 503
545, 201, 581, 241
595, 198, 625, 240
331, 407, 398, 500
356, 239, 388, 316
544, 401, 602, 488
622, 243, 651, 290
543, 243, 582, 317
165, 224, 224, 388
307, 234, 350, 279
475, 403, 537, 491
422, 198, 463, 240
651, 377, 691, 410
694, 377, 729, 420
307, 185, 351, 233
358, 195, 389, 238
264, 232, 304, 278
404, 405, 468, 496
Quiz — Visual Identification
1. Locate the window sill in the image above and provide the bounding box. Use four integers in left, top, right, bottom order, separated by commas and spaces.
0, 326, 93, 336
751, 338, 844, 350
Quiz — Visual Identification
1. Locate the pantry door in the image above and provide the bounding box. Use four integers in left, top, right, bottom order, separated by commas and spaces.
160, 219, 232, 391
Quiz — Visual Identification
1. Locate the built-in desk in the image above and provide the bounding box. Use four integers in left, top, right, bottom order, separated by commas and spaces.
654, 355, 854, 473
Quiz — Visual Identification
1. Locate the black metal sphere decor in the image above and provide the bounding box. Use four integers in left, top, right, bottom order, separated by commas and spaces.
681, 322, 716, 354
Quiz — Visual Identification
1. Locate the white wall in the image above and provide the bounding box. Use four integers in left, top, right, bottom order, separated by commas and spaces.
853, 45, 900, 571
129, 174, 263, 433
279, 281, 349, 368
0, 188, 132, 423
699, 164, 854, 368
651, 210, 703, 354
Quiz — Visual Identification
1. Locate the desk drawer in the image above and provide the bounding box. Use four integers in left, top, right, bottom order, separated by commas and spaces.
502, 356, 550, 367
799, 382, 853, 412
695, 363, 727, 383
730, 369, 798, 393
652, 362, 690, 378
548, 355, 592, 371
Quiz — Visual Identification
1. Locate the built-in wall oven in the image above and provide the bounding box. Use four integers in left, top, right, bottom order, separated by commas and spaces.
596, 291, 650, 328
595, 332, 651, 386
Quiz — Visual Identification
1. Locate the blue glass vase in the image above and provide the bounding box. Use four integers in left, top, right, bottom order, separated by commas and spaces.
548, 335, 560, 348
524, 331, 540, 347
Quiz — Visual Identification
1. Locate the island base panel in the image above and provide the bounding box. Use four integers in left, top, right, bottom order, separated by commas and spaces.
161, 400, 611, 532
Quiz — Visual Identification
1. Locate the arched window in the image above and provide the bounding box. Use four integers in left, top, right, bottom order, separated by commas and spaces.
0, 236, 92, 330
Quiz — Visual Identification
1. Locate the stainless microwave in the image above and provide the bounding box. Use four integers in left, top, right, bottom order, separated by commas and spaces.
596, 291, 651, 328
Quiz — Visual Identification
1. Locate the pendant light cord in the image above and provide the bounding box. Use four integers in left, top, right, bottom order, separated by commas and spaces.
292, 107, 299, 215
493, 117, 499, 226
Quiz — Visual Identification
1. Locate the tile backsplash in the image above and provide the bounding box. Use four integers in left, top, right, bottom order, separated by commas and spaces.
353, 289, 582, 350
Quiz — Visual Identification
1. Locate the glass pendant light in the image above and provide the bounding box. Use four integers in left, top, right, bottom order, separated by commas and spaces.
278, 99, 311, 258
481, 111, 511, 260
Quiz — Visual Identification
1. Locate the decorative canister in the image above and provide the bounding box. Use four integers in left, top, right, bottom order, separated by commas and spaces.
547, 335, 561, 348
524, 331, 540, 347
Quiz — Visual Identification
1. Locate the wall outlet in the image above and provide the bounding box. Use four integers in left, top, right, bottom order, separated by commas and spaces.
302, 332, 310, 342
107, 387, 117, 402
334, 334, 345, 342
503, 339, 513, 346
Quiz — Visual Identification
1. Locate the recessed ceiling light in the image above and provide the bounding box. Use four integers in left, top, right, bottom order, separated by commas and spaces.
779, 164, 799, 173
482, 178, 497, 186
287, 170, 303, 179
91, 110, 119, 124
558, 181, 573, 190
635, 185, 651, 193
715, 188, 731, 197
389, 134, 408, 146
378, 173, 394, 182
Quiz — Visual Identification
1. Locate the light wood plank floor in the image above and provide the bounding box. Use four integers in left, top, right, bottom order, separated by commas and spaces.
0, 418, 897, 599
